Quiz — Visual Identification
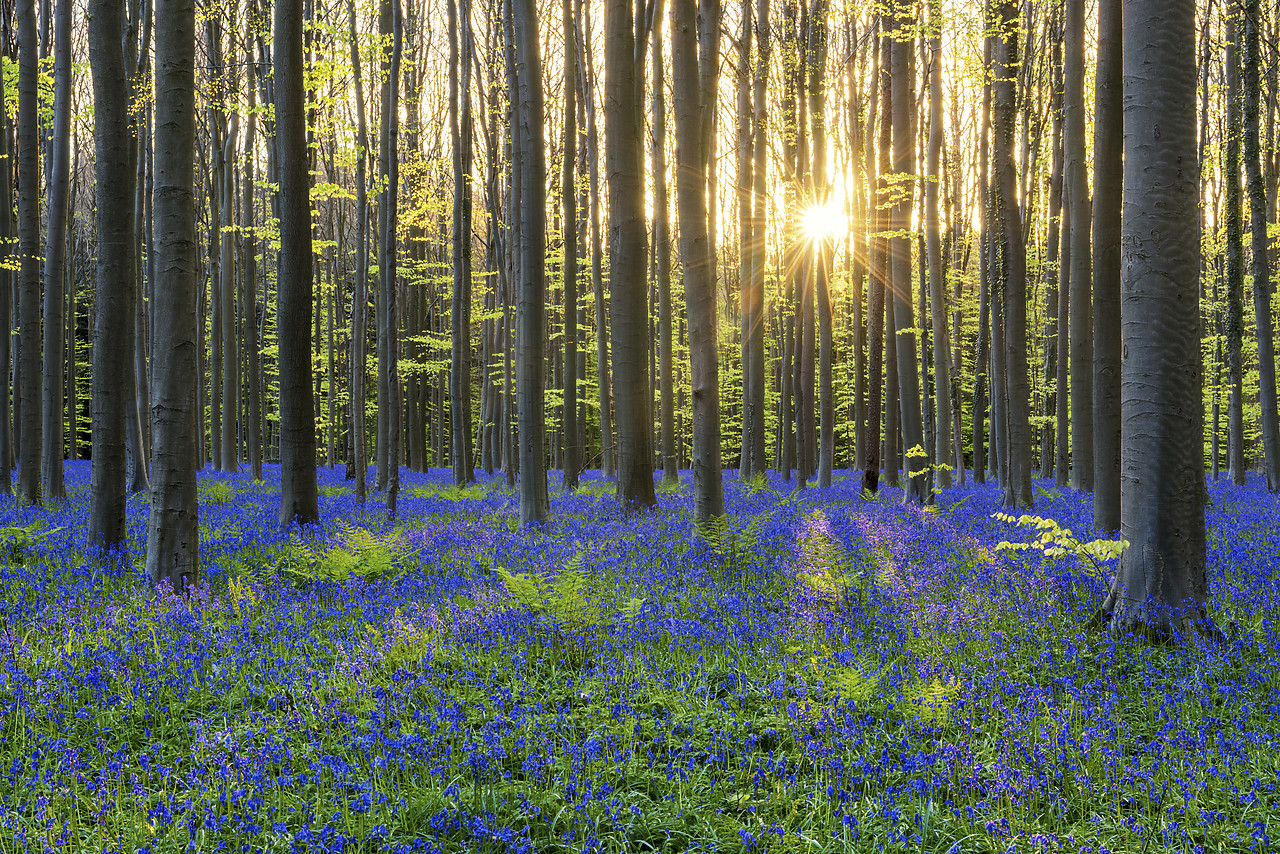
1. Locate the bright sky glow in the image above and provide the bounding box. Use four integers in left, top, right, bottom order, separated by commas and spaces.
800, 198, 847, 242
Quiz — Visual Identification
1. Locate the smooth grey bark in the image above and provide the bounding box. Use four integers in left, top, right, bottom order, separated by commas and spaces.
581, 14, 613, 478
673, 0, 723, 523
1092, 0, 1122, 528
243, 65, 262, 481
736, 0, 753, 482
1065, 0, 1093, 490
348, 0, 369, 501
275, 0, 319, 527
379, 0, 403, 516
450, 0, 477, 487
747, 0, 769, 481
888, 15, 928, 505
0, 24, 10, 496
653, 15, 678, 484
993, 0, 1032, 509
863, 25, 889, 495
219, 40, 240, 474
147, 0, 199, 593
16, 0, 40, 505
1243, 0, 1280, 491
810, 0, 833, 488
1225, 22, 1246, 485
88, 0, 134, 547
1042, 22, 1063, 481
604, 0, 657, 509
561, 0, 580, 490
972, 34, 991, 486
40, 0, 70, 500
512, 0, 549, 524
925, 0, 951, 490
1105, 0, 1209, 638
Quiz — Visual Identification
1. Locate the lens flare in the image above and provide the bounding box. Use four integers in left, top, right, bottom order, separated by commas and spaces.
800, 199, 847, 242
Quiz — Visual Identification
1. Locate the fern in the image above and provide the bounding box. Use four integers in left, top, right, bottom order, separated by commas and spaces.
276, 522, 416, 587
493, 552, 603, 631
902, 676, 961, 727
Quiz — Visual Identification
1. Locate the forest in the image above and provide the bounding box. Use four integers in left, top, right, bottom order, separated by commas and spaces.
0, 0, 1277, 850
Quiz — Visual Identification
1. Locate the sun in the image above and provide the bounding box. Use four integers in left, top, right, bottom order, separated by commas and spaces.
800, 198, 847, 242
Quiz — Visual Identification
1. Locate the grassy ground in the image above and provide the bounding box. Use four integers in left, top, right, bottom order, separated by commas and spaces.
0, 462, 1276, 853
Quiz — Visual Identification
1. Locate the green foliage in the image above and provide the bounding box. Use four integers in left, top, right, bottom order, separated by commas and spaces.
492, 552, 602, 632
276, 521, 416, 586
0, 523, 59, 566
796, 510, 862, 606
408, 482, 490, 502
826, 655, 887, 707
901, 675, 961, 727
993, 512, 1129, 565
202, 481, 235, 506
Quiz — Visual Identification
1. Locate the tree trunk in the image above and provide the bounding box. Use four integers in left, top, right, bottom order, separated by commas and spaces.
16, 0, 41, 505
512, 0, 549, 524
40, 0, 71, 500
925, 0, 951, 491
88, 0, 134, 547
380, 0, 403, 516
1244, 0, 1280, 490
673, 0, 723, 523
972, 34, 991, 487
654, 15, 678, 484
747, 0, 769, 481
810, 0, 833, 488
605, 0, 657, 509
147, 0, 199, 592
581, 13, 613, 478
1105, 0, 1208, 639
889, 9, 928, 505
736, 0, 753, 481
450, 0, 477, 487
561, 0, 580, 490
1065, 0, 1093, 489
243, 65, 262, 481
275, 0, 319, 527
1226, 21, 1246, 485
348, 0, 369, 500
1041, 18, 1063, 481
863, 23, 889, 495
1092, 0, 1122, 527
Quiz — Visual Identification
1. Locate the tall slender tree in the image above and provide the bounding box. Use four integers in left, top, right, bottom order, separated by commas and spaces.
926, 0, 951, 491
1092, 0, 1122, 528
1065, 0, 1093, 489
994, 0, 1032, 508
16, 0, 40, 505
888, 4, 928, 505
450, 0, 477, 487
147, 0, 199, 593
513, 0, 549, 524
1243, 0, 1280, 491
561, 0, 580, 490
40, 0, 70, 500
654, 10, 678, 485
88, 0, 134, 547
604, 0, 657, 508
276, 0, 319, 527
673, 0, 723, 523
1104, 0, 1209, 639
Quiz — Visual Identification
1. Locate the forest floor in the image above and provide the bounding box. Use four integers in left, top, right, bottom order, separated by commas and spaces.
0, 462, 1276, 853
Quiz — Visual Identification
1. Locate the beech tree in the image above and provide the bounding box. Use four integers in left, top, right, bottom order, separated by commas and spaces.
147, 0, 200, 593
88, 0, 134, 548
1104, 0, 1209, 638
276, 0, 319, 528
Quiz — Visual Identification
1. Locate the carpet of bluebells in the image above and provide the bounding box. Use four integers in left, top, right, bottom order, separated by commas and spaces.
0, 461, 1277, 854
